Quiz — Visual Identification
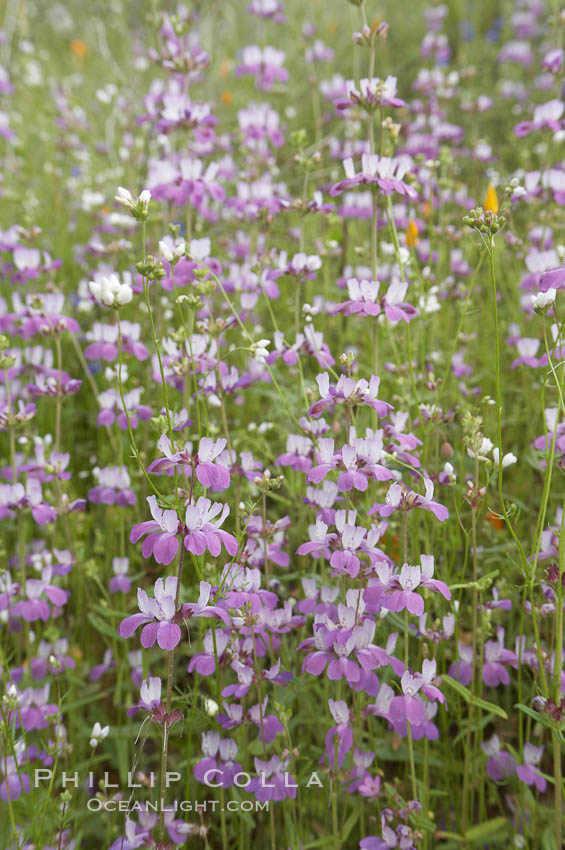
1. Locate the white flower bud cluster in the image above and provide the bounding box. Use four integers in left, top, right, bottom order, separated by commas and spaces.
467, 436, 517, 468
531, 288, 556, 314
115, 187, 151, 221
303, 303, 319, 323
250, 338, 270, 364
89, 722, 110, 749
159, 236, 186, 264
89, 274, 133, 308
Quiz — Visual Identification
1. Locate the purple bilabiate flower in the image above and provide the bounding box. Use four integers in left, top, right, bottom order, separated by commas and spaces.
148, 156, 224, 209
27, 639, 75, 680
325, 699, 353, 770
408, 700, 440, 741
542, 48, 564, 73
296, 515, 336, 559
333, 277, 381, 317
300, 604, 390, 686
305, 39, 334, 65
309, 372, 392, 419
194, 732, 242, 788
9, 683, 58, 730
89, 466, 136, 507
358, 774, 381, 798
118, 576, 181, 650
480, 587, 512, 612
248, 755, 297, 801
147, 434, 231, 491
184, 497, 238, 557
346, 747, 376, 794
180, 580, 230, 626
20, 444, 71, 483
97, 388, 152, 431
307, 437, 339, 485
238, 101, 284, 147
329, 515, 368, 578
267, 327, 335, 371
12, 573, 69, 622
1, 766, 30, 803
89, 649, 115, 682
188, 627, 230, 676
334, 75, 407, 112
448, 641, 473, 686
0, 398, 36, 432
84, 322, 119, 361
359, 831, 396, 850
369, 478, 449, 521
276, 433, 314, 472
498, 40, 534, 66
248, 0, 285, 21
515, 99, 564, 137
195, 438, 231, 490
109, 818, 151, 850
222, 660, 254, 698
332, 278, 417, 324
216, 701, 244, 731
511, 338, 543, 369
8, 292, 79, 338
360, 821, 419, 849
381, 281, 418, 323
383, 565, 426, 616
219, 562, 278, 611
130, 495, 179, 565
85, 320, 148, 362
378, 555, 450, 616
481, 734, 517, 781
482, 627, 516, 687
0, 480, 57, 525
0, 570, 19, 612
109, 557, 131, 594
245, 518, 290, 569
26, 369, 81, 399
389, 671, 426, 726
335, 444, 368, 492
330, 154, 417, 199
366, 681, 395, 722
128, 677, 162, 716
247, 698, 284, 743
417, 658, 445, 704
235, 46, 289, 91
315, 434, 394, 494
539, 266, 565, 292
127, 675, 183, 728
9, 246, 61, 284
299, 627, 351, 681
517, 743, 547, 792
222, 657, 291, 699
0, 741, 30, 803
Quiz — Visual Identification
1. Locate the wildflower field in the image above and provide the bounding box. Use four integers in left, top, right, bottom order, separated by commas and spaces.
2, 0, 565, 847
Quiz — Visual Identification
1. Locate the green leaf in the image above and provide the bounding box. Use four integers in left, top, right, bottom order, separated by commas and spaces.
341, 806, 361, 841
87, 611, 119, 640
450, 568, 499, 591
464, 817, 508, 842
515, 704, 565, 740
442, 674, 508, 719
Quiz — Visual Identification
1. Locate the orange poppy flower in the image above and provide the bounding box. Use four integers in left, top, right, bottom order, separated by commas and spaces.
70, 39, 88, 59
486, 510, 504, 530
405, 218, 419, 247
484, 184, 499, 213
